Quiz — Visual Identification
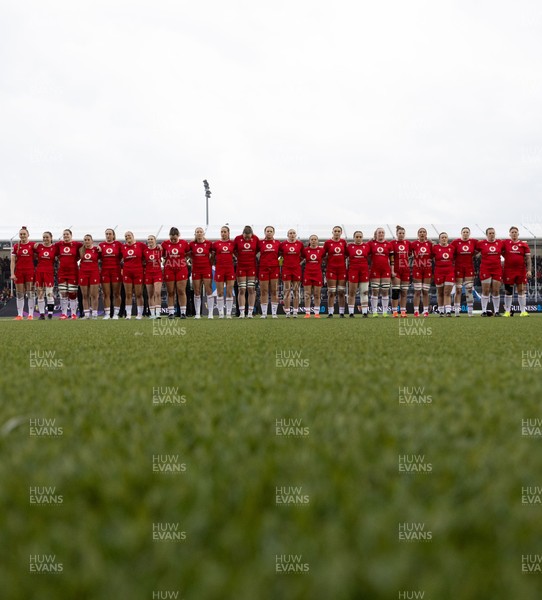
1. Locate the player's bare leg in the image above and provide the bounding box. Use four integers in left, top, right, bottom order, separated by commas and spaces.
454, 278, 463, 316
370, 279, 380, 317
203, 278, 214, 319
124, 282, 134, 318
347, 281, 358, 317
400, 281, 409, 316
81, 285, 90, 318
443, 282, 454, 315
14, 282, 25, 319
337, 279, 346, 318
412, 280, 422, 316
517, 282, 528, 316
283, 280, 292, 316
327, 279, 337, 317
391, 276, 401, 316
111, 281, 121, 319
166, 281, 176, 318
134, 284, 144, 319
193, 278, 202, 319
260, 279, 269, 318
225, 280, 234, 318
464, 278, 474, 316
421, 280, 430, 317
292, 281, 300, 317
247, 279, 256, 317
359, 282, 369, 317
480, 279, 492, 316
176, 280, 187, 318
270, 278, 279, 318
237, 277, 247, 317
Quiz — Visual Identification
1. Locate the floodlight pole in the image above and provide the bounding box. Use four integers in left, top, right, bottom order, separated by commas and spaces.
203, 180, 211, 228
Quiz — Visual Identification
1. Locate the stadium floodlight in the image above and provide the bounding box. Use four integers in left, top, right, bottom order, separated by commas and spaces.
203, 180, 211, 227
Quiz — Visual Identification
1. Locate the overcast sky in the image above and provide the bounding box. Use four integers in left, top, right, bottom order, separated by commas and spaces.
1, 0, 541, 236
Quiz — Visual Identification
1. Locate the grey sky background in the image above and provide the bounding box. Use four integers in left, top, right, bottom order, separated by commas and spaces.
1, 0, 541, 236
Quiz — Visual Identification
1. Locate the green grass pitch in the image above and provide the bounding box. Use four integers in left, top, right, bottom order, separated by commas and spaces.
1, 315, 542, 600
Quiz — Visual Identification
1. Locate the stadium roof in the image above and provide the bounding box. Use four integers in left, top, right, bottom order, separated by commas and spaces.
1, 223, 542, 245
